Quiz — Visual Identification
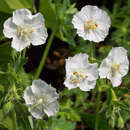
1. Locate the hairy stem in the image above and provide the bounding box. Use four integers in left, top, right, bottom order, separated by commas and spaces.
90, 42, 95, 63
34, 31, 56, 79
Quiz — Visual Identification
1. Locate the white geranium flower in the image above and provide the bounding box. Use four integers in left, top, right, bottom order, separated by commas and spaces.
3, 8, 48, 51
23, 79, 59, 119
72, 5, 111, 42
99, 47, 129, 87
64, 53, 98, 91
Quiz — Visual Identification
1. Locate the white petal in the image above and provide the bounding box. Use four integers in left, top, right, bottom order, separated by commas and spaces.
29, 104, 44, 119
29, 27, 48, 46
77, 29, 87, 40
31, 80, 58, 102
28, 13, 48, 45
23, 86, 36, 105
66, 53, 89, 75
72, 12, 85, 30
45, 85, 59, 103
108, 47, 128, 64
79, 80, 96, 91
120, 64, 129, 76
99, 59, 111, 78
3, 17, 17, 38
109, 73, 122, 87
31, 13, 45, 29
86, 63, 98, 81
31, 79, 48, 96
64, 78, 78, 90
81, 5, 98, 20
11, 36, 30, 51
44, 101, 59, 117
92, 28, 108, 42
93, 8, 111, 29
12, 8, 32, 26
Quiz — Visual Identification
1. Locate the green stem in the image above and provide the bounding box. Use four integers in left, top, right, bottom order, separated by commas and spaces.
22, 48, 26, 58
90, 42, 95, 63
94, 90, 101, 130
12, 110, 18, 130
34, 31, 56, 79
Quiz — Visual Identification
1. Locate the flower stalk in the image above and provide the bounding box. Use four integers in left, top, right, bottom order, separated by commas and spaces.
34, 30, 56, 79
90, 42, 95, 63
89, 41, 101, 130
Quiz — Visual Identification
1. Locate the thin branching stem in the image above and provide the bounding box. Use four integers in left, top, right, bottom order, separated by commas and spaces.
34, 30, 56, 79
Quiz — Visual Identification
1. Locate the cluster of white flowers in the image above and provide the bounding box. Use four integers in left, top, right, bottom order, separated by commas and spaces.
3, 5, 129, 120
24, 79, 59, 119
64, 48, 129, 91
3, 8, 48, 51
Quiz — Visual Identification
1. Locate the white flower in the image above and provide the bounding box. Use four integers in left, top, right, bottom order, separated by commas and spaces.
64, 53, 98, 91
72, 5, 111, 42
99, 47, 129, 87
23, 79, 59, 119
3, 8, 48, 51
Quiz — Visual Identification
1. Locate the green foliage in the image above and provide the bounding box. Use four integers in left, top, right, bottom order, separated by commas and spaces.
0, 110, 15, 130
50, 118, 75, 130
0, 0, 32, 13
0, 0, 129, 130
110, 0, 130, 56
81, 112, 114, 130
0, 43, 11, 70
55, 0, 77, 46
100, 87, 130, 129
39, 0, 58, 31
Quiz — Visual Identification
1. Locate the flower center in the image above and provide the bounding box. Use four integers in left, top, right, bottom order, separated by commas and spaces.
72, 71, 88, 84
30, 97, 47, 110
84, 20, 98, 33
111, 63, 121, 77
17, 25, 34, 40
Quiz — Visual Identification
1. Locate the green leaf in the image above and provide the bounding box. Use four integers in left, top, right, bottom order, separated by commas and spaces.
39, 0, 58, 30
81, 112, 114, 130
3, 102, 14, 115
0, 12, 10, 41
4, 0, 25, 9
28, 116, 34, 129
50, 118, 75, 130
0, 110, 14, 130
0, 0, 32, 12
0, 43, 11, 70
0, 1, 12, 14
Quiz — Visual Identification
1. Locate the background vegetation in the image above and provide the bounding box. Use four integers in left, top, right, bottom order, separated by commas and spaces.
0, 0, 129, 129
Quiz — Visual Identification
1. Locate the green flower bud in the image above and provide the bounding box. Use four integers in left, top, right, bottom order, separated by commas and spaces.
110, 88, 117, 101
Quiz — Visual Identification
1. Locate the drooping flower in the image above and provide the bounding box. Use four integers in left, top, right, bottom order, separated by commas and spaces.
3, 8, 48, 51
99, 47, 129, 87
72, 5, 111, 42
64, 53, 98, 91
23, 79, 59, 119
